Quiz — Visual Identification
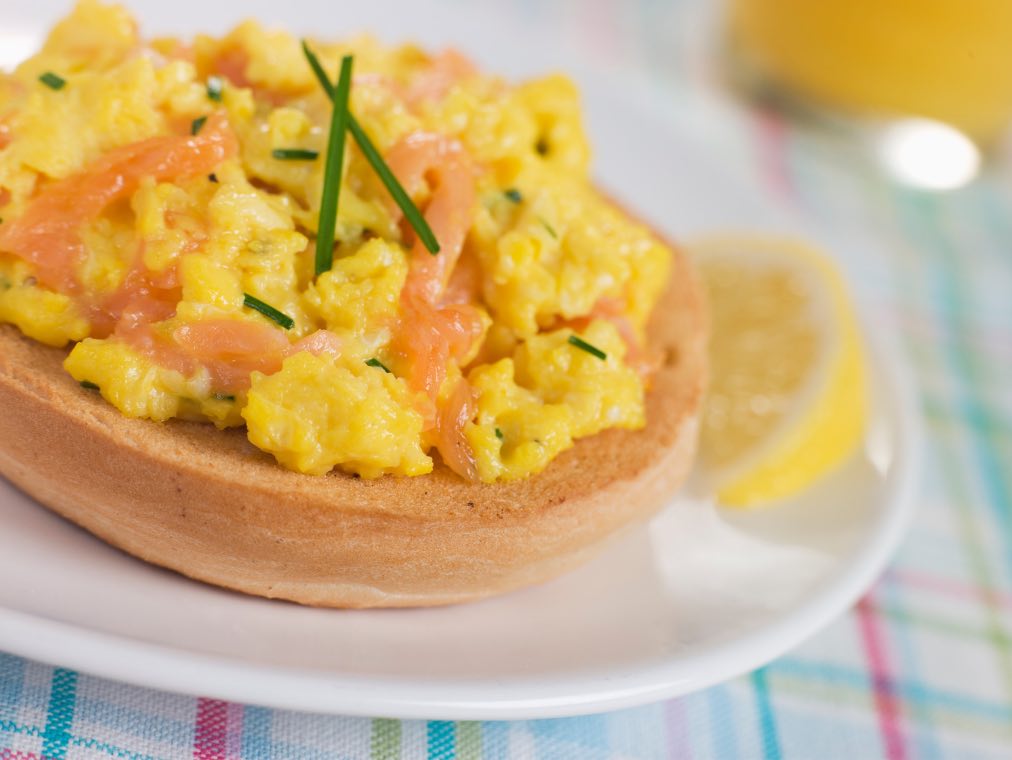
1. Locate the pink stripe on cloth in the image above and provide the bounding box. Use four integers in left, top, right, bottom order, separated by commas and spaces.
893, 569, 1012, 609
0, 751, 42, 760
575, 2, 623, 63
665, 698, 693, 759
193, 697, 229, 760
225, 701, 245, 758
753, 110, 793, 201
856, 597, 908, 760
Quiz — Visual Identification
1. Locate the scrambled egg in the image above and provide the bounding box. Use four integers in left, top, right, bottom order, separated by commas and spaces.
0, 0, 672, 482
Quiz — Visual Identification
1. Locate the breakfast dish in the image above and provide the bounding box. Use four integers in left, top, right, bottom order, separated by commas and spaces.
0, 0, 920, 712
0, 1, 706, 606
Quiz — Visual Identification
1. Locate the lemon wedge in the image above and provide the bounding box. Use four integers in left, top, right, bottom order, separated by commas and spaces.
692, 236, 867, 507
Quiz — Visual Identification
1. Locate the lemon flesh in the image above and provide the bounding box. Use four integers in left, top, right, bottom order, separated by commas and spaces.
693, 236, 867, 507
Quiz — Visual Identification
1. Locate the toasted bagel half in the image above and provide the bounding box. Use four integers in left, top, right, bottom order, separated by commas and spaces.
0, 239, 705, 608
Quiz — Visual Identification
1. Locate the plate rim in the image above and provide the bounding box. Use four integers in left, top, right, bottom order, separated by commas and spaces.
0, 322, 921, 720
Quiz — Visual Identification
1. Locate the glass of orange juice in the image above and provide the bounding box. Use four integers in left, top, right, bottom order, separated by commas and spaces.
726, 0, 1012, 148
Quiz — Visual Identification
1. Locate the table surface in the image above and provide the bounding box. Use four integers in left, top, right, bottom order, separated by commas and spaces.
3, 1, 1012, 758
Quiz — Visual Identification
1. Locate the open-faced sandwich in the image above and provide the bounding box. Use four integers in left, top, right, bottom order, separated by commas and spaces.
0, 0, 707, 607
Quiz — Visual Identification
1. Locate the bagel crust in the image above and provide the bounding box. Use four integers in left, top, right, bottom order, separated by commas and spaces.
0, 243, 706, 608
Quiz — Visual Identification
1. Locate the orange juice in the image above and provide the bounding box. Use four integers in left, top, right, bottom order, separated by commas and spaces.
728, 0, 1012, 144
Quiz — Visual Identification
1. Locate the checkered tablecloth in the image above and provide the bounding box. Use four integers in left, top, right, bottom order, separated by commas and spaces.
3, 1, 1012, 758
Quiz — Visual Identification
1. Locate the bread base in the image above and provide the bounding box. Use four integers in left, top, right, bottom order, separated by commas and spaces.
0, 246, 705, 608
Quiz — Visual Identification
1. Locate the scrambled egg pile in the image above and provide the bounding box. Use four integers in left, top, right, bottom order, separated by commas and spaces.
0, 0, 671, 482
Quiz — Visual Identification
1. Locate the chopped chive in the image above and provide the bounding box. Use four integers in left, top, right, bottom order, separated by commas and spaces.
242, 293, 295, 330
302, 40, 440, 256
568, 334, 607, 360
206, 76, 223, 102
190, 116, 207, 135
539, 217, 558, 239
272, 148, 319, 161
495, 427, 504, 440
208, 173, 218, 183
365, 357, 391, 373
504, 188, 522, 203
349, 116, 440, 256
79, 380, 100, 391
212, 393, 235, 401
313, 54, 354, 278
302, 41, 336, 99
39, 71, 66, 90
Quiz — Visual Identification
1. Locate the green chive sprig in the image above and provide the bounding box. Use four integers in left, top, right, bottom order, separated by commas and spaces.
568, 334, 607, 360
191, 116, 207, 136
79, 380, 100, 391
272, 148, 319, 161
504, 188, 522, 203
495, 427, 504, 440
301, 41, 336, 101
243, 293, 295, 330
365, 357, 391, 373
39, 72, 66, 90
301, 41, 440, 257
348, 117, 440, 255
313, 54, 354, 277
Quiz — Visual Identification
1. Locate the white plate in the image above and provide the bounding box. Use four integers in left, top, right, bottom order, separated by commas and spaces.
0, 0, 921, 720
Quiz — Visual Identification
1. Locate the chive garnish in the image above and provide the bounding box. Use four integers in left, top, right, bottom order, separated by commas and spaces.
495, 427, 504, 440
213, 393, 235, 401
365, 357, 391, 373
301, 41, 440, 256
206, 76, 223, 102
39, 72, 66, 90
242, 293, 295, 330
568, 334, 607, 360
272, 148, 319, 161
301, 41, 334, 97
313, 55, 354, 278
539, 218, 558, 239
350, 117, 440, 256
504, 188, 522, 203
191, 116, 207, 136
80, 380, 100, 391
